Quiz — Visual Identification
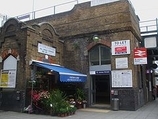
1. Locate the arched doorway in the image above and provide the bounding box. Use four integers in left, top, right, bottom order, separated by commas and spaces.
89, 44, 111, 107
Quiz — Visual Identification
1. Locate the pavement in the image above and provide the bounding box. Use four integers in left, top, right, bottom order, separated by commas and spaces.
0, 99, 158, 119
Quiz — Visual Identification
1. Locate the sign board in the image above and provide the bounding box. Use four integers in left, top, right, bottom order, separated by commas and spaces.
0, 69, 16, 88
111, 70, 132, 87
134, 48, 147, 65
112, 40, 130, 55
38, 43, 56, 56
144, 36, 157, 48
115, 57, 128, 69
90, 70, 110, 75
95, 70, 110, 74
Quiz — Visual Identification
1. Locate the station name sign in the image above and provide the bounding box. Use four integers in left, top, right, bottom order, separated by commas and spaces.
96, 70, 110, 74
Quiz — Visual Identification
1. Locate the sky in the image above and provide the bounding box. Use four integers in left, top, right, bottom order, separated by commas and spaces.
0, 0, 157, 21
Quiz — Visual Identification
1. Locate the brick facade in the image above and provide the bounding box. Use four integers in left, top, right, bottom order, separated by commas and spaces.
0, 18, 63, 111
0, 0, 147, 111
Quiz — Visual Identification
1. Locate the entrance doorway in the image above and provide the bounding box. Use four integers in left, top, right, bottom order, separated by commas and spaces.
92, 75, 110, 104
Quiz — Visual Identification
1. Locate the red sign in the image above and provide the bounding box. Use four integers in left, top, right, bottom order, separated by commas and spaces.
134, 48, 147, 58
115, 46, 127, 54
134, 47, 147, 65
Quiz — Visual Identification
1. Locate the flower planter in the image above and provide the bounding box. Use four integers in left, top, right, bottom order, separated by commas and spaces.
58, 113, 65, 117
76, 103, 82, 109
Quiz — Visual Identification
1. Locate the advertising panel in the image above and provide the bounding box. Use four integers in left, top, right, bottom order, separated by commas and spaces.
112, 40, 130, 55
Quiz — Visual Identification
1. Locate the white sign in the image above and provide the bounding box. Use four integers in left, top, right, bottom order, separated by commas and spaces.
134, 58, 147, 65
0, 69, 17, 88
115, 57, 128, 69
112, 70, 132, 87
38, 43, 56, 56
112, 40, 130, 55
144, 36, 157, 48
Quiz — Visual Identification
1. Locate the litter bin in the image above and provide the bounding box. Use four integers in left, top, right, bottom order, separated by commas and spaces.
111, 98, 119, 111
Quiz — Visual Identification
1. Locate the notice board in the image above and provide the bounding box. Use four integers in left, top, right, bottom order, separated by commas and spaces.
112, 70, 132, 87
0, 69, 16, 88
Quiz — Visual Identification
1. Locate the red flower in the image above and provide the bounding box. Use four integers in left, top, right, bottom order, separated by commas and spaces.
31, 90, 50, 104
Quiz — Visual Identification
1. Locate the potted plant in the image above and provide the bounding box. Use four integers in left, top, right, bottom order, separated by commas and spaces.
53, 90, 65, 115
71, 107, 77, 114
58, 108, 67, 117
75, 88, 86, 109
45, 89, 70, 116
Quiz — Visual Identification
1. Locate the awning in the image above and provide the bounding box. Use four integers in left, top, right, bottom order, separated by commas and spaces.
33, 62, 87, 82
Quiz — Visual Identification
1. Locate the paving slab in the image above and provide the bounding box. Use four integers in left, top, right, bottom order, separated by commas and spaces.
0, 99, 158, 119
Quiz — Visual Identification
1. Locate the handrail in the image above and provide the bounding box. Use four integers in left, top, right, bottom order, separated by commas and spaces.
0, 0, 78, 25
140, 18, 158, 35
1, 0, 158, 34
30, 0, 78, 19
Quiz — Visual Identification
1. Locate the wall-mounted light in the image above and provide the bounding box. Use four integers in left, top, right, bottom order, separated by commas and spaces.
93, 35, 99, 40
45, 55, 48, 59
93, 34, 101, 42
47, 70, 53, 75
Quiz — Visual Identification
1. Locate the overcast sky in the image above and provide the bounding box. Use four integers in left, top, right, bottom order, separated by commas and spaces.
0, 0, 157, 21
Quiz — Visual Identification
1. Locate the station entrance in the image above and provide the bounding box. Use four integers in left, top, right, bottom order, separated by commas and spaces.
91, 75, 110, 104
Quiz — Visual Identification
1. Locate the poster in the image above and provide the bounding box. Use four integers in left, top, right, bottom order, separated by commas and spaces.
0, 69, 16, 88
111, 40, 130, 55
112, 70, 132, 87
115, 57, 128, 69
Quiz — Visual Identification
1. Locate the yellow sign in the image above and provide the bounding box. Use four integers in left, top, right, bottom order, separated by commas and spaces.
0, 69, 16, 88
1, 72, 8, 87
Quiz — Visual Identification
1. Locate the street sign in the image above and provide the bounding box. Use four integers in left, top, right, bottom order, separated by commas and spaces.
134, 47, 147, 65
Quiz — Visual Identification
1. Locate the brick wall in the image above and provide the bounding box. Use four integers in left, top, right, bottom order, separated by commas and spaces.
0, 0, 144, 111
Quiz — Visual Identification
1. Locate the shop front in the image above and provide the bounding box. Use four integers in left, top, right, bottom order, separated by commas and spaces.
31, 60, 87, 83
24, 60, 87, 113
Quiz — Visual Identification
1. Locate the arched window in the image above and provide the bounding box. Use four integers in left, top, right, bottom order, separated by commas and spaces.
89, 45, 111, 66
2, 55, 17, 88
3, 55, 17, 70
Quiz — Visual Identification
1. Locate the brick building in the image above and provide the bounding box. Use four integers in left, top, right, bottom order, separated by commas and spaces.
0, 0, 148, 111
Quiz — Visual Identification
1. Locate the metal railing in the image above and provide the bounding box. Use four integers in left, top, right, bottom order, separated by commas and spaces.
140, 18, 158, 36
16, 0, 78, 21
0, 0, 79, 26
1, 0, 158, 35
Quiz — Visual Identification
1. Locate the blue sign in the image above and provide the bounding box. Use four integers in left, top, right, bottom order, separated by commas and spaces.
95, 70, 110, 74
60, 75, 86, 82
